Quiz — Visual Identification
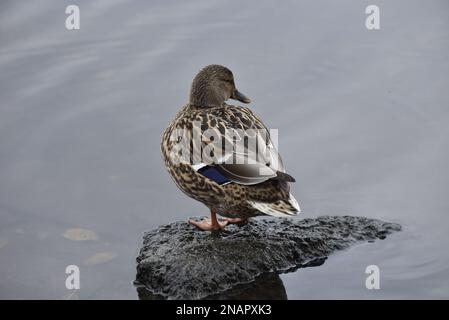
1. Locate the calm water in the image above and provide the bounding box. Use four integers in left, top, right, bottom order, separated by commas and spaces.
1, 0, 448, 299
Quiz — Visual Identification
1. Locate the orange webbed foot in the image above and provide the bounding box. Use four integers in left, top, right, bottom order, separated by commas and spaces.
189, 218, 228, 231
221, 217, 249, 227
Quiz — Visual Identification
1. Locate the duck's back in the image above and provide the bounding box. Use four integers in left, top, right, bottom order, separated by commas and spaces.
161, 103, 300, 218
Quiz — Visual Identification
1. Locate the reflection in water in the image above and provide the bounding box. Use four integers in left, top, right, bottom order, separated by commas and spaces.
136, 258, 326, 300
136, 273, 287, 300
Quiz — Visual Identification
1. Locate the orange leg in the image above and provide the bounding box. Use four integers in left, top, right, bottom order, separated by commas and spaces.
189, 209, 228, 231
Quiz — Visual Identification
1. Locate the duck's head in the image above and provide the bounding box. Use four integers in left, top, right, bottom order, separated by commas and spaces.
189, 65, 251, 107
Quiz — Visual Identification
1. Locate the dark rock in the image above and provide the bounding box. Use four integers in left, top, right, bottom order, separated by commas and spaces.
135, 216, 401, 300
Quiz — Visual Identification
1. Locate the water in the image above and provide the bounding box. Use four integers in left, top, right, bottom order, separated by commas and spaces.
1, 0, 448, 299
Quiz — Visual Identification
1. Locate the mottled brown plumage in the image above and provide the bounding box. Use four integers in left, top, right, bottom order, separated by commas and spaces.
161, 65, 300, 231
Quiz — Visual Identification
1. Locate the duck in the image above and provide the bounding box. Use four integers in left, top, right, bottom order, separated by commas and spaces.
161, 65, 300, 231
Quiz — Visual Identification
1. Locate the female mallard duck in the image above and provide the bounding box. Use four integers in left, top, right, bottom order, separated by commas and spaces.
161, 65, 300, 231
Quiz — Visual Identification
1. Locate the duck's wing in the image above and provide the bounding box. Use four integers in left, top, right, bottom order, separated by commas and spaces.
193, 106, 296, 186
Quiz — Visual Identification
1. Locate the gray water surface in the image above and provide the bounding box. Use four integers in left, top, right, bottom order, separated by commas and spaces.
1, 0, 448, 299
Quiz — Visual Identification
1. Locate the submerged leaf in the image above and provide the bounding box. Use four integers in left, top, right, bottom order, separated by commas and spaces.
64, 228, 98, 241
84, 252, 118, 266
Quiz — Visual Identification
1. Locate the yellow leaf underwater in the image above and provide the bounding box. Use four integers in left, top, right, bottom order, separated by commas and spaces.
84, 252, 118, 266
63, 228, 98, 241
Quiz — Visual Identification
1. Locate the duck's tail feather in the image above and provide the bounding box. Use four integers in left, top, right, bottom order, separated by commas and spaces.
274, 171, 296, 182
248, 193, 301, 217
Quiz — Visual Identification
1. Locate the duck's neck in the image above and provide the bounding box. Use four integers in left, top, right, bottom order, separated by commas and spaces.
189, 84, 225, 108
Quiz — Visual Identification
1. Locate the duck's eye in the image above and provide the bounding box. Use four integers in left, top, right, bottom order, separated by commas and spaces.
220, 78, 233, 84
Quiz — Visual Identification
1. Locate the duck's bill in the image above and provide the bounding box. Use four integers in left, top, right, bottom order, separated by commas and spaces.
231, 90, 251, 104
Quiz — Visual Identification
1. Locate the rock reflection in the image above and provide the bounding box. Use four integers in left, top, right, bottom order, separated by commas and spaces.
136, 273, 286, 300
136, 257, 327, 300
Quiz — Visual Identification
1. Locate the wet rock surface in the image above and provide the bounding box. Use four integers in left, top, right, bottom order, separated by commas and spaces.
135, 216, 401, 300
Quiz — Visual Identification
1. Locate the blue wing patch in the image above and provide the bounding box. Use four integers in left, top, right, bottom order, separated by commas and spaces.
197, 165, 230, 185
